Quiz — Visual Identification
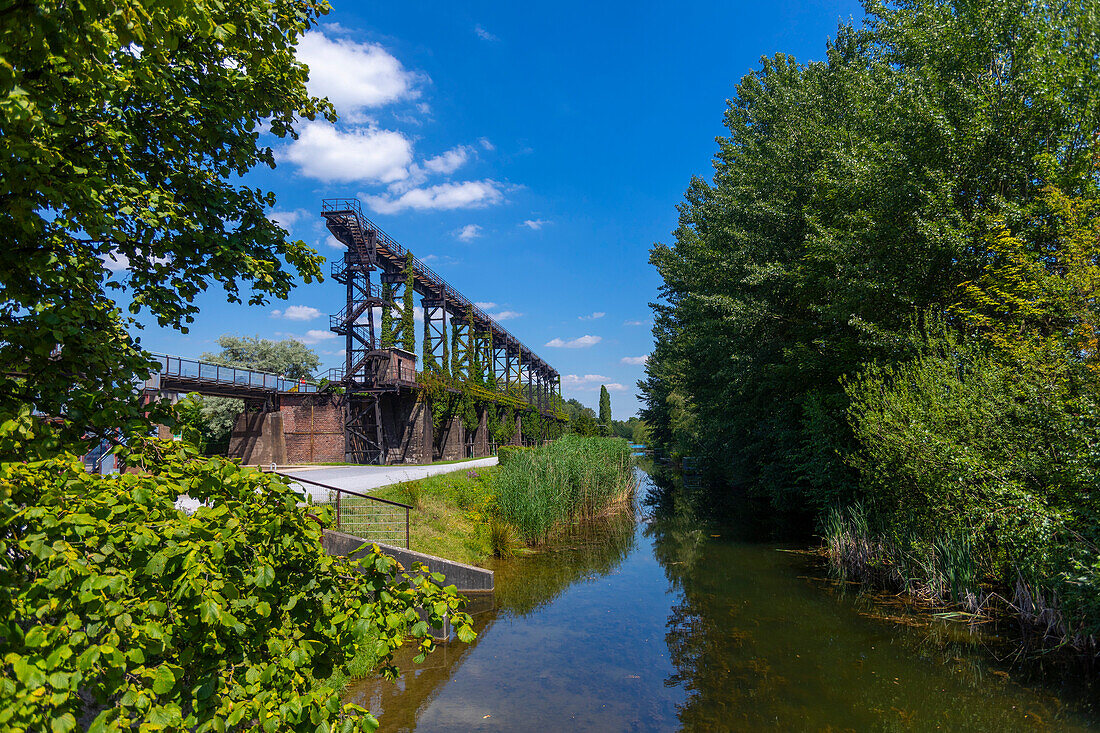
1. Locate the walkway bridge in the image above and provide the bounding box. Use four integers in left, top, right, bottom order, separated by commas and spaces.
144, 354, 318, 405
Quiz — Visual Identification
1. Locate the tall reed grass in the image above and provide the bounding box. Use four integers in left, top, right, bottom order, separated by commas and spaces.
822, 503, 981, 607
822, 504, 1099, 656
492, 435, 635, 544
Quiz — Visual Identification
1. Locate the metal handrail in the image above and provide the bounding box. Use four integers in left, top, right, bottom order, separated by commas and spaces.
152, 354, 319, 394
270, 470, 411, 549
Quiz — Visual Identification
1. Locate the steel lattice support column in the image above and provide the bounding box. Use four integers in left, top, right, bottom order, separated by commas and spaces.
422, 294, 448, 374
332, 250, 381, 385
379, 269, 406, 348
450, 314, 471, 381
475, 328, 493, 384
493, 341, 509, 388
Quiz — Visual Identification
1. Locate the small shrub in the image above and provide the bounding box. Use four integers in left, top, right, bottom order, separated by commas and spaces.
488, 517, 518, 558
497, 445, 534, 465
397, 479, 421, 509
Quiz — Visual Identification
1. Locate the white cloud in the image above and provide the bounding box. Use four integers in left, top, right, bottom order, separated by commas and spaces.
102, 252, 129, 272
545, 335, 601, 348
562, 374, 609, 387
579, 311, 605, 321
387, 145, 475, 194
454, 224, 482, 242
325, 235, 345, 249
474, 302, 521, 321
281, 329, 337, 345
297, 31, 420, 114
272, 305, 322, 321
474, 25, 498, 41
285, 121, 412, 183
561, 374, 624, 392
424, 146, 472, 175
621, 355, 649, 365
478, 137, 495, 151
421, 254, 460, 265
364, 180, 504, 214
100, 249, 171, 272
269, 208, 309, 230
522, 219, 550, 230
623, 319, 649, 326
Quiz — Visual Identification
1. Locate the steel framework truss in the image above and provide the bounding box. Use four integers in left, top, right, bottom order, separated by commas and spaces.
322, 198, 564, 463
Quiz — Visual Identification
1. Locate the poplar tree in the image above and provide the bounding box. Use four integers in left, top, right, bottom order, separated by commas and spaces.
599, 385, 612, 435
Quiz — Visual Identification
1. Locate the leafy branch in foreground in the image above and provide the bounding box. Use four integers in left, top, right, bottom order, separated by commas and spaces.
1, 0, 330, 447
0, 415, 475, 733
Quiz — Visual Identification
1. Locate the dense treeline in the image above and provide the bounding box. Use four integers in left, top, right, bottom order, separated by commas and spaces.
642, 0, 1100, 646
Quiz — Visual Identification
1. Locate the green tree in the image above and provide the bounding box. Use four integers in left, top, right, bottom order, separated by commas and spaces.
598, 385, 612, 436
644, 0, 1100, 510
201, 335, 320, 380
1, 0, 328, 448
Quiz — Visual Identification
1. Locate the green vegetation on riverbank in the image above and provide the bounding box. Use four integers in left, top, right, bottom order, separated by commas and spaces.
641, 0, 1100, 655
372, 467, 501, 565
368, 436, 636, 564
494, 435, 635, 544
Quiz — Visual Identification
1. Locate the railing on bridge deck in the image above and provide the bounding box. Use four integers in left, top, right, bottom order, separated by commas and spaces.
152, 354, 320, 394
271, 471, 411, 549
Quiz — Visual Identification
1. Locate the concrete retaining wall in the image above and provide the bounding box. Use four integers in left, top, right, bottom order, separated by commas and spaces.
322, 529, 493, 593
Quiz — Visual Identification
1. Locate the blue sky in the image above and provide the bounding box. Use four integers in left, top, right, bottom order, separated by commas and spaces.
126, 0, 865, 417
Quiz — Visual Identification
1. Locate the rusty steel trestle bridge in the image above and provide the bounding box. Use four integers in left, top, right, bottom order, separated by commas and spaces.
322, 199, 563, 463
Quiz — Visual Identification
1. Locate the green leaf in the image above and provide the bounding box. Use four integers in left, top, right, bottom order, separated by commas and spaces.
255, 564, 275, 588
199, 599, 219, 624
50, 713, 76, 733
455, 625, 476, 644
13, 657, 45, 688
151, 665, 178, 695
24, 626, 47, 648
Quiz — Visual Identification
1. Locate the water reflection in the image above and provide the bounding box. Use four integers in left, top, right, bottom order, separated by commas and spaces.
645, 483, 1099, 731
345, 468, 1099, 732
491, 506, 637, 616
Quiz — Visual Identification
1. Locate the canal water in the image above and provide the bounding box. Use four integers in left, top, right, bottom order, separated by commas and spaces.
345, 467, 1099, 731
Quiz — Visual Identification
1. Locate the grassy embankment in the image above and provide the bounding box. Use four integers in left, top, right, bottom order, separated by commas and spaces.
368, 435, 636, 565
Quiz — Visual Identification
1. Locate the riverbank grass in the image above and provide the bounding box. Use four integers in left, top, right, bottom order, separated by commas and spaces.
370, 466, 504, 565
493, 435, 636, 544
366, 436, 636, 563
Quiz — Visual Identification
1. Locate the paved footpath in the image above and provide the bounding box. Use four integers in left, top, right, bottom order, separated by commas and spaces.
281, 458, 498, 502
175, 458, 498, 513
